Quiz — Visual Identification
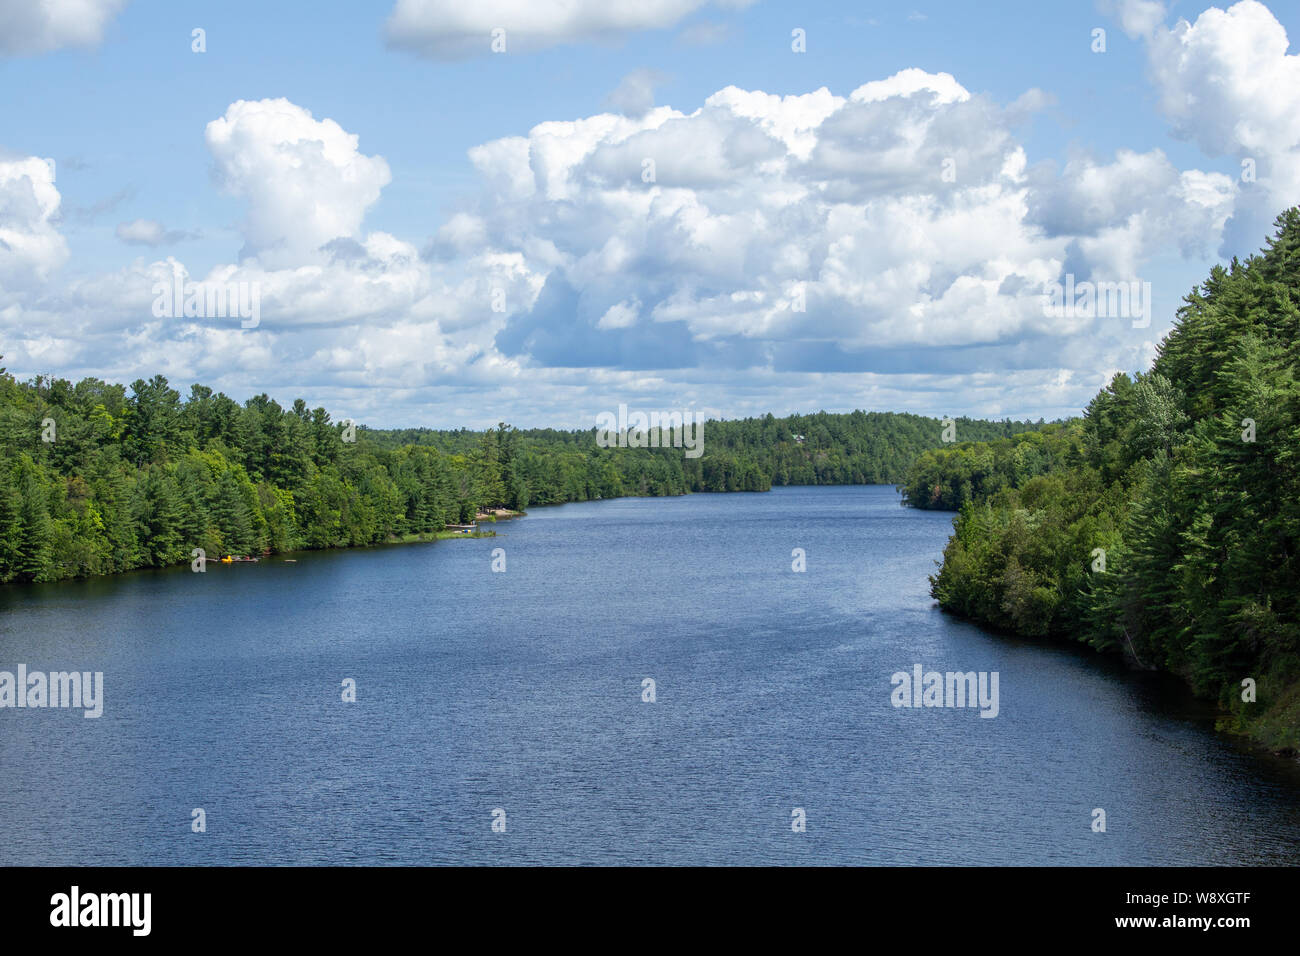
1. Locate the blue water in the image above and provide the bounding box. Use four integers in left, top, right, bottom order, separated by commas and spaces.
1, 485, 1297, 865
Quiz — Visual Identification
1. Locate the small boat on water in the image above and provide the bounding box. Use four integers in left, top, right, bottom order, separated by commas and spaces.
221, 555, 259, 562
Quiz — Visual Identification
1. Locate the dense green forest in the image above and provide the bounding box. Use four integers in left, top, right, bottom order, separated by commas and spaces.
901, 209, 1300, 751
0, 364, 1044, 585
368, 412, 1045, 496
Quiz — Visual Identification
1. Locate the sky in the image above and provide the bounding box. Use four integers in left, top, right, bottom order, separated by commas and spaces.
1, 0, 1298, 429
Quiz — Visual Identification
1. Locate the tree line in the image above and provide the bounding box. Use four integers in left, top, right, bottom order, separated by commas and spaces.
901, 208, 1300, 751
0, 366, 1044, 586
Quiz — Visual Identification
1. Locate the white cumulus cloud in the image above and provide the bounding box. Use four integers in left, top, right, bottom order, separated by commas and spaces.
0, 51, 1268, 427
204, 99, 393, 269
1118, 0, 1300, 251
0, 155, 67, 288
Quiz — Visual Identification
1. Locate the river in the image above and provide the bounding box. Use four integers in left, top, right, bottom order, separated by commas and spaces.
1, 485, 1296, 864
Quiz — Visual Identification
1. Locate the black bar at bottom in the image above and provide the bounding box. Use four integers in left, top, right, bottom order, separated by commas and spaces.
0, 865, 1289, 943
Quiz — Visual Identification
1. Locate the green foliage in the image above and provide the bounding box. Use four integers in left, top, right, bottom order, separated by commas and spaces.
0, 373, 1048, 583
899, 424, 1084, 510
908, 208, 1300, 742
374, 411, 1051, 501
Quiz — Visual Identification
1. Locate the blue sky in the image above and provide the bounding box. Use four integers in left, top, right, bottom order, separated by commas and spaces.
1, 0, 1298, 428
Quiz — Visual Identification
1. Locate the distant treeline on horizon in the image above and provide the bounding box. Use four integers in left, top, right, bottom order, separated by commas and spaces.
0, 367, 1051, 585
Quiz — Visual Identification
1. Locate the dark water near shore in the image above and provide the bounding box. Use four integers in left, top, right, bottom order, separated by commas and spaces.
1, 485, 1297, 865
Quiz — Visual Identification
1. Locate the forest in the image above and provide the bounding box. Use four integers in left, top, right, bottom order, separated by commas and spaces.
901, 209, 1300, 751
0, 365, 1042, 586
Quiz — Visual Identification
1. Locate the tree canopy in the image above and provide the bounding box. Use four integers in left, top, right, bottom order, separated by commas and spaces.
0, 372, 1045, 585
903, 208, 1300, 751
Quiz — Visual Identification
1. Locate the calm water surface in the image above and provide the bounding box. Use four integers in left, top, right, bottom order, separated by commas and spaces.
1, 485, 1297, 864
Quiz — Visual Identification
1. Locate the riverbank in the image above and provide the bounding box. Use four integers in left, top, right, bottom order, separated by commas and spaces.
926, 561, 1300, 760
1216, 681, 1300, 758
386, 528, 497, 543
475, 508, 524, 521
